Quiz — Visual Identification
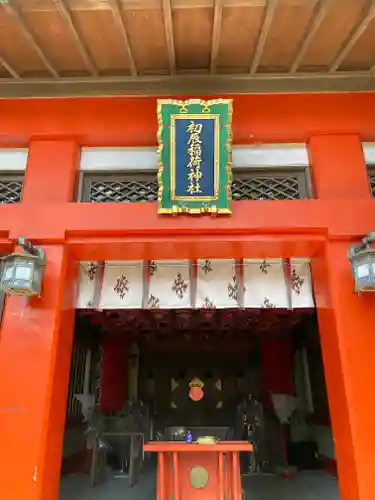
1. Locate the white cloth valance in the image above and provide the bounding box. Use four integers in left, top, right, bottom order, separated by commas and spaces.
76, 258, 314, 310
196, 259, 238, 309
148, 260, 191, 309
99, 261, 144, 309
244, 259, 288, 308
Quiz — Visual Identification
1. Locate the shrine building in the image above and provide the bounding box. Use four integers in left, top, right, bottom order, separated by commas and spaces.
1, 2, 375, 500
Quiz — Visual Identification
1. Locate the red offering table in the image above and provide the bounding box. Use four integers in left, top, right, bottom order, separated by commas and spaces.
144, 441, 253, 500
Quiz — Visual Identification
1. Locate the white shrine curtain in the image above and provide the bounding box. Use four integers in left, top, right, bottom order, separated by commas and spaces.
76, 258, 314, 310
196, 259, 238, 309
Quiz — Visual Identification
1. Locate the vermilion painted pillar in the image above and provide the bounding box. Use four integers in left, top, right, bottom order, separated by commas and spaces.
313, 243, 375, 500
309, 135, 371, 199
0, 140, 79, 500
22, 140, 79, 204
310, 135, 375, 500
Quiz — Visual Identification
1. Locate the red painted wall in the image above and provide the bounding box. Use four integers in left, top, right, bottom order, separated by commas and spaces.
0, 94, 374, 500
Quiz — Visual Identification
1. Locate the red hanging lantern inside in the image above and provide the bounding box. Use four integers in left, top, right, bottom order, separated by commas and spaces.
189, 377, 204, 402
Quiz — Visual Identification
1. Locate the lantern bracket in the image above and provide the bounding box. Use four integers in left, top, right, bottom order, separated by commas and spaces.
348, 232, 375, 260
17, 236, 45, 263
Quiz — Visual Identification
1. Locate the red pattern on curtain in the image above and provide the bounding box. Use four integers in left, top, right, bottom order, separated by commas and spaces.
99, 337, 127, 412
261, 334, 294, 407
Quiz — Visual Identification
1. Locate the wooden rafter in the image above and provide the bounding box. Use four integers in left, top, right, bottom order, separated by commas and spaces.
108, 0, 137, 77
0, 71, 374, 98
250, 0, 278, 74
162, 0, 176, 74
3, 1, 59, 78
330, 2, 375, 72
289, 0, 332, 73
14, 0, 319, 11
0, 54, 20, 80
210, 0, 223, 73
53, 0, 98, 76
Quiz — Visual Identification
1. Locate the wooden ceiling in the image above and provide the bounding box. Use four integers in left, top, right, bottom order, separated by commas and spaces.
1, 0, 375, 97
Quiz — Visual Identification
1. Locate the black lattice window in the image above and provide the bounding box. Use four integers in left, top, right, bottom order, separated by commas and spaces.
368, 167, 375, 196
232, 174, 304, 200
82, 175, 158, 203
0, 176, 24, 203
80, 170, 308, 203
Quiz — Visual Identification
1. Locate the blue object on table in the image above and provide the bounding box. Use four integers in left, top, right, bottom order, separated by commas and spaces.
185, 431, 193, 443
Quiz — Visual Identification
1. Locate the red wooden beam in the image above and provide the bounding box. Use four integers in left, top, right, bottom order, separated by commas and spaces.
67, 235, 325, 260
1, 93, 375, 147
1, 198, 374, 246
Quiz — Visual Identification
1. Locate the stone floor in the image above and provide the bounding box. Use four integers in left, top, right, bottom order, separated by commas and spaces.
60, 470, 340, 500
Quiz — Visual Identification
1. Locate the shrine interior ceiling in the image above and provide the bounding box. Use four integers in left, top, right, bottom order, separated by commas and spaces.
0, 0, 375, 96
78, 306, 313, 347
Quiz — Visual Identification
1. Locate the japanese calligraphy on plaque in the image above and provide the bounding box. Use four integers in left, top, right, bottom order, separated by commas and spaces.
157, 99, 233, 214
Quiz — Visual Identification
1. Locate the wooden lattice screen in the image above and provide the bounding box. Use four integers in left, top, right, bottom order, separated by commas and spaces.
0, 174, 24, 203
66, 344, 90, 418
367, 166, 375, 196
79, 169, 310, 203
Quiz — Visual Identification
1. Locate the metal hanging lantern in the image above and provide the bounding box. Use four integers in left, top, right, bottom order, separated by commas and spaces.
348, 232, 375, 293
0, 236, 46, 297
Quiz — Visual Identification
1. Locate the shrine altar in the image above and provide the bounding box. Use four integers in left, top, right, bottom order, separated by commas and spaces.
144, 441, 253, 500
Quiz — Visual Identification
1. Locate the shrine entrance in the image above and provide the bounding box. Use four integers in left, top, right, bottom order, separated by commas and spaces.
59, 258, 340, 499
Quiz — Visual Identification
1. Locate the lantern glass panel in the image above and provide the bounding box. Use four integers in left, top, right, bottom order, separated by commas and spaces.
14, 264, 32, 281
352, 249, 375, 292
356, 262, 370, 279
32, 265, 43, 294
3, 263, 13, 281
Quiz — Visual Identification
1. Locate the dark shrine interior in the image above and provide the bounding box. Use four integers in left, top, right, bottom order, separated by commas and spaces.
74, 307, 328, 434
61, 306, 331, 481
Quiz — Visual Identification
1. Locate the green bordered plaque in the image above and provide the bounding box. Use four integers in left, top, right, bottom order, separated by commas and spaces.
157, 98, 233, 215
